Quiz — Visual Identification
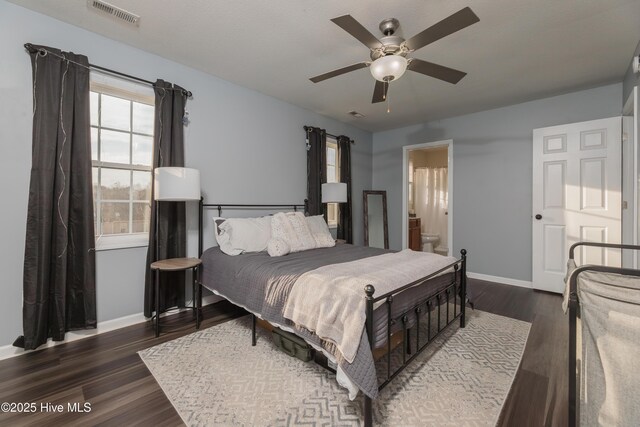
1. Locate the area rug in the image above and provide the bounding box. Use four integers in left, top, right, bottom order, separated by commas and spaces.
139, 310, 530, 426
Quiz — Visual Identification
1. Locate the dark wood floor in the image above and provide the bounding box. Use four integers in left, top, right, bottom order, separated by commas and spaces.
471, 280, 568, 427
0, 279, 567, 426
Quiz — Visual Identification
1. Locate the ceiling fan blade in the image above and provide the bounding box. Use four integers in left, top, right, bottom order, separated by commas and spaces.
408, 59, 467, 84
404, 7, 479, 51
310, 62, 369, 83
331, 15, 383, 50
372, 80, 388, 103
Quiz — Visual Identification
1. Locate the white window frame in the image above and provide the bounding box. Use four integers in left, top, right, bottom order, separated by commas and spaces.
326, 138, 339, 228
90, 77, 155, 251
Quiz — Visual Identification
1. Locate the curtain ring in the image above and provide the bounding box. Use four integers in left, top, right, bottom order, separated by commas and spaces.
38, 48, 47, 57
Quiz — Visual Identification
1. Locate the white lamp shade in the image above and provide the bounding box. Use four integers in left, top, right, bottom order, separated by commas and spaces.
370, 55, 408, 82
154, 167, 201, 201
322, 182, 347, 203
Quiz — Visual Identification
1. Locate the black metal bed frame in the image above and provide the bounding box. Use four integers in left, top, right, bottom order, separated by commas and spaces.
567, 242, 640, 427
198, 201, 467, 427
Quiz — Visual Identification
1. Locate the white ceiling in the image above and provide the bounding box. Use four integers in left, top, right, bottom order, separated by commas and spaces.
9, 0, 640, 132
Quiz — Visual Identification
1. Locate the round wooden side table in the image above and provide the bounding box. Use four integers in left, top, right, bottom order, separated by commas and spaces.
150, 257, 202, 337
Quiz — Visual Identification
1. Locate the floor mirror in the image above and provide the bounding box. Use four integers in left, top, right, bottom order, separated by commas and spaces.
363, 190, 389, 249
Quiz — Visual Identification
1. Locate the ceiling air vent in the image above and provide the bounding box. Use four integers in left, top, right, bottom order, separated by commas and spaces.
88, 0, 140, 26
348, 111, 365, 118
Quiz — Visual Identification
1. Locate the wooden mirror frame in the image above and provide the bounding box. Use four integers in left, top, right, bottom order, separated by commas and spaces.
363, 190, 389, 249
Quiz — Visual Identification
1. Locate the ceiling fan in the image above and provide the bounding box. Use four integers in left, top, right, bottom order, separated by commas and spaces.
310, 7, 480, 104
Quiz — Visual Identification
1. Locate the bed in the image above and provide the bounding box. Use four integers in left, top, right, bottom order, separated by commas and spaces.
197, 203, 468, 426
565, 242, 640, 426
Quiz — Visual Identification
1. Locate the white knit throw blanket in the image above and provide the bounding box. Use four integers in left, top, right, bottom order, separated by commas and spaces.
282, 249, 458, 363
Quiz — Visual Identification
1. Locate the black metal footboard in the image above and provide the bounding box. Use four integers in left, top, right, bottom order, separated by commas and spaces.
567, 242, 640, 427
363, 249, 467, 427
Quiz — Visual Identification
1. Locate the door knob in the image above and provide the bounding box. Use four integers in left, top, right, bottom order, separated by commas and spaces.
535, 214, 542, 220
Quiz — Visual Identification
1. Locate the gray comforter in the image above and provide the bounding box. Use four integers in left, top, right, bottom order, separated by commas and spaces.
201, 243, 458, 398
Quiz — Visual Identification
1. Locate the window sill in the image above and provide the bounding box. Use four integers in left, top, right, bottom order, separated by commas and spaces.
95, 233, 149, 251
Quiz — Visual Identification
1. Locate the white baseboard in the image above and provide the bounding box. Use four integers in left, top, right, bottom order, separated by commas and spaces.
467, 271, 532, 289
0, 294, 223, 361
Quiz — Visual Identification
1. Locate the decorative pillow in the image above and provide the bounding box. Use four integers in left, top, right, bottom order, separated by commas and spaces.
213, 217, 225, 238
217, 216, 272, 256
271, 212, 316, 253
267, 238, 290, 257
306, 215, 335, 248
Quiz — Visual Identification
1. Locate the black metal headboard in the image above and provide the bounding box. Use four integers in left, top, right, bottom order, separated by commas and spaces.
198, 200, 307, 257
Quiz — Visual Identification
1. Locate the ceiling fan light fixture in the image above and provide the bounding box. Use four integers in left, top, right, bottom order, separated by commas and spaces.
370, 55, 408, 82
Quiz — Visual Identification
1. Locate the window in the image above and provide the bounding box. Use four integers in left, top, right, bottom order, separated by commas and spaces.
326, 138, 339, 227
90, 75, 155, 250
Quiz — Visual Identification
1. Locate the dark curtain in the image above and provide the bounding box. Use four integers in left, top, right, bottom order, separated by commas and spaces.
143, 80, 188, 318
16, 45, 96, 350
337, 135, 353, 243
306, 126, 327, 218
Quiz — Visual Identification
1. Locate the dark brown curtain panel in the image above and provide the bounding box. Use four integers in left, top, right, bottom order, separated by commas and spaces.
337, 135, 353, 243
17, 45, 96, 350
305, 126, 327, 217
144, 80, 188, 318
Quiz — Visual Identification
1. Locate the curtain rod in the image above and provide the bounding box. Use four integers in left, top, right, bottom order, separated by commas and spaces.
24, 43, 192, 98
304, 125, 355, 144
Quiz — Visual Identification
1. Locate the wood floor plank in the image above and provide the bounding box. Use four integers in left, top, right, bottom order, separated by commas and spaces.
499, 368, 549, 426
0, 281, 568, 426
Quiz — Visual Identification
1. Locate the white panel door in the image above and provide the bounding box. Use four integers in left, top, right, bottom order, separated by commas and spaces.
622, 86, 637, 268
532, 117, 621, 293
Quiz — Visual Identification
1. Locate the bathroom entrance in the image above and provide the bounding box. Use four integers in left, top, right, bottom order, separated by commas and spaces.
402, 140, 453, 255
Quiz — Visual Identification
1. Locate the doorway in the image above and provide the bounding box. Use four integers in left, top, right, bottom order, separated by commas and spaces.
402, 140, 453, 255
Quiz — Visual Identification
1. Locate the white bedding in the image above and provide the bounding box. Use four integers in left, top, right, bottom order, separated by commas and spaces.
282, 249, 457, 363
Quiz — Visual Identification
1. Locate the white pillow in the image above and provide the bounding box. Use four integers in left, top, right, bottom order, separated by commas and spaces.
217, 217, 272, 256
213, 217, 225, 240
271, 212, 316, 253
267, 238, 290, 257
306, 215, 335, 248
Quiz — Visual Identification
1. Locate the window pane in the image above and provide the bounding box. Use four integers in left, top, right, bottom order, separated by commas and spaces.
132, 102, 154, 135
91, 127, 98, 161
132, 171, 151, 200
92, 167, 98, 234
132, 203, 151, 233
101, 129, 130, 164
101, 168, 130, 200
132, 134, 152, 166
327, 166, 336, 183
100, 202, 130, 235
90, 92, 99, 126
327, 147, 336, 166
101, 94, 131, 131
92, 167, 99, 201
328, 203, 337, 223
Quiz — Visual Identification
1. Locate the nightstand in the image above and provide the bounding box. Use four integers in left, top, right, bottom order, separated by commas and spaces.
150, 257, 202, 337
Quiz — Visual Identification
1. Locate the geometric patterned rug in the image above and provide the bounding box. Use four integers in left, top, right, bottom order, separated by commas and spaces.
139, 310, 530, 426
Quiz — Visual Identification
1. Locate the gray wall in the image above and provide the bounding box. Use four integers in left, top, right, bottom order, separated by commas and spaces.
372, 83, 622, 282
622, 40, 640, 105
0, 1, 372, 348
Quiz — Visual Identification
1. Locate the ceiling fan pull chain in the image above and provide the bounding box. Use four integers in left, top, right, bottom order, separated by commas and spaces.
386, 81, 391, 113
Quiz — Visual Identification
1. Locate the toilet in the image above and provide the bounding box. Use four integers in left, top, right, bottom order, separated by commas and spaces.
421, 233, 440, 253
